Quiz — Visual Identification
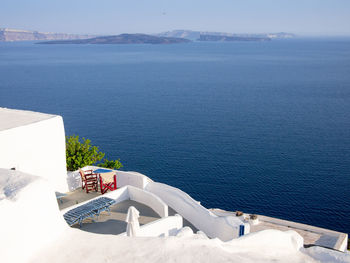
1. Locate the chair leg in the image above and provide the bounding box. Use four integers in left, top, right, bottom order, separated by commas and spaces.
99, 176, 105, 194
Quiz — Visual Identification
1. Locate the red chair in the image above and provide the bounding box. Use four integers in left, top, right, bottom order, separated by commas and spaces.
99, 172, 117, 194
79, 169, 98, 193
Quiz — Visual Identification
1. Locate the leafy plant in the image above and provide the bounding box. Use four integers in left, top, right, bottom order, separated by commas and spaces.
66, 135, 122, 171
98, 158, 123, 170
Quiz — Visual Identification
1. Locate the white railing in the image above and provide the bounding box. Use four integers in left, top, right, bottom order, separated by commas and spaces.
145, 182, 245, 241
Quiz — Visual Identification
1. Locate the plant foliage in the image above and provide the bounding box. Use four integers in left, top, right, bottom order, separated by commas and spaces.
98, 158, 123, 170
66, 135, 122, 171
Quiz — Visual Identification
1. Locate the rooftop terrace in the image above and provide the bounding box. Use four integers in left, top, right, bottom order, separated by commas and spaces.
0, 107, 56, 131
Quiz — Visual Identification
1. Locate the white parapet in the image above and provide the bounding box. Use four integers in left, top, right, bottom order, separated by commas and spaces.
145, 182, 245, 241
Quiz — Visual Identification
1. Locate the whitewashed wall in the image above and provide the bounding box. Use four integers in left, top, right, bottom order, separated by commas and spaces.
0, 116, 68, 192
146, 182, 244, 241
119, 214, 183, 237
138, 214, 183, 237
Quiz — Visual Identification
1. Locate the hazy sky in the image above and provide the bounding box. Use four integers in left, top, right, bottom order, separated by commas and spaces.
1, 0, 350, 36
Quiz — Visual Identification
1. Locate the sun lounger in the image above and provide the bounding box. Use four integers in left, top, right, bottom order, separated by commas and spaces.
63, 197, 116, 227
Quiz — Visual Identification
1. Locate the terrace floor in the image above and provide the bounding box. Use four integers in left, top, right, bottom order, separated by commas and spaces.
73, 200, 161, 235
57, 188, 101, 210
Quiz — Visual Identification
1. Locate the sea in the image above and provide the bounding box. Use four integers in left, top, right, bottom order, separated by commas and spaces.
0, 38, 349, 235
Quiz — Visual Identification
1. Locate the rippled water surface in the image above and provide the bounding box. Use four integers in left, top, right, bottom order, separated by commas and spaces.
0, 39, 349, 234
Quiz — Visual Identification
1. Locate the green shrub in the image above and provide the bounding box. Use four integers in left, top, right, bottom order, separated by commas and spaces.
98, 158, 123, 170
66, 135, 122, 171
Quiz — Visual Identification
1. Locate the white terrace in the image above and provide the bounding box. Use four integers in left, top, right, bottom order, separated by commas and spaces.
62, 165, 246, 240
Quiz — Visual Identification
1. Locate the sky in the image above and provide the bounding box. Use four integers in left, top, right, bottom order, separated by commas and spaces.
1, 0, 350, 36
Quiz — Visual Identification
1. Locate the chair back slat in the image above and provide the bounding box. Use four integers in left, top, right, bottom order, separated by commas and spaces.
79, 168, 98, 193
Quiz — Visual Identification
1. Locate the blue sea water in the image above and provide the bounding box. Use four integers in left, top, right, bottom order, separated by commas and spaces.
0, 39, 349, 235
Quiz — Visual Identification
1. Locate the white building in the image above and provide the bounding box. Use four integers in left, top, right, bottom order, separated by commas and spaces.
0, 108, 68, 192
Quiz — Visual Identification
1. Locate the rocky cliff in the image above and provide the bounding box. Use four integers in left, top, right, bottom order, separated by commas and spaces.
0, 28, 95, 42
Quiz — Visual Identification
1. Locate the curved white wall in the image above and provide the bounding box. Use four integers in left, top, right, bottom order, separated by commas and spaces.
128, 186, 168, 217
146, 182, 244, 241
116, 170, 152, 189
0, 116, 68, 192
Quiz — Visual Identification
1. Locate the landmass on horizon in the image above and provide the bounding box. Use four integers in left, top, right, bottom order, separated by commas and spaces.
157, 30, 295, 41
38, 34, 190, 45
0, 28, 94, 42
0, 28, 295, 44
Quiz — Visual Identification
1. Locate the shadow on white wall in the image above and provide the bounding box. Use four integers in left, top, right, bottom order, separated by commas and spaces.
66, 170, 81, 191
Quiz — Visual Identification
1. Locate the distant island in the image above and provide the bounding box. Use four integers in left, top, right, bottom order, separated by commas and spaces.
157, 30, 295, 41
38, 34, 190, 44
0, 27, 296, 43
0, 28, 94, 42
198, 35, 270, 42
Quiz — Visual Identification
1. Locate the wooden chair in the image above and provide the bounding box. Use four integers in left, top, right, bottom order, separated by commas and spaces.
99, 171, 117, 194
79, 169, 98, 193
